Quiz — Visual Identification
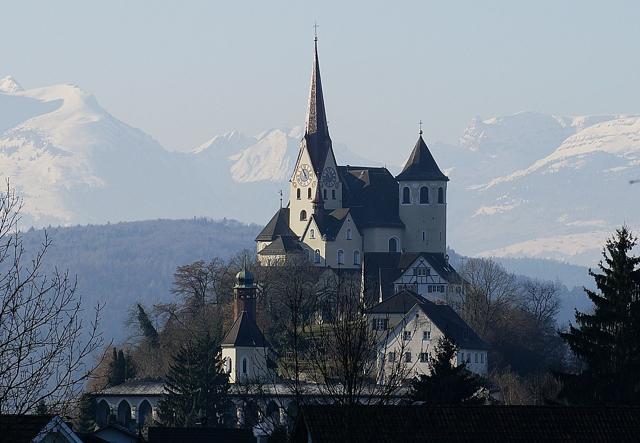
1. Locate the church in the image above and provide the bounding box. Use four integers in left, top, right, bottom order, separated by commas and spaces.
256, 38, 463, 305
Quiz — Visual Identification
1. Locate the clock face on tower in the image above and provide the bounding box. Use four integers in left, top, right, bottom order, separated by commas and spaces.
322, 167, 337, 187
296, 164, 313, 186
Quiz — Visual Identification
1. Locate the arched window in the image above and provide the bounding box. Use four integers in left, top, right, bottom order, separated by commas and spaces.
337, 249, 344, 265
242, 358, 247, 374
332, 189, 336, 199
323, 189, 328, 199
296, 188, 301, 200
224, 356, 232, 373
420, 186, 429, 204
308, 188, 312, 199
438, 187, 444, 204
310, 229, 315, 239
353, 250, 361, 265
388, 237, 399, 253
402, 186, 411, 204
300, 210, 307, 221
346, 228, 352, 240
314, 249, 321, 263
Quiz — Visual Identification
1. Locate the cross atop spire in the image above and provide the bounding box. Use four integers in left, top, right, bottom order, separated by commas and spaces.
419, 120, 423, 135
313, 21, 319, 42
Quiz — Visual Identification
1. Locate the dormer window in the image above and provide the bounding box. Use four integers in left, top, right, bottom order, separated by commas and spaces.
402, 186, 411, 204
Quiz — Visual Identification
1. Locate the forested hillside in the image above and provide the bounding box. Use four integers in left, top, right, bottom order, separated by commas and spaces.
21, 219, 591, 344
22, 218, 259, 342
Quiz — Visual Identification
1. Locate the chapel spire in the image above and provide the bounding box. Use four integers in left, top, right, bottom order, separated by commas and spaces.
303, 35, 332, 174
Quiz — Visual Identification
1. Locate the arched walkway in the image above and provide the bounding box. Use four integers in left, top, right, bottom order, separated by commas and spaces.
138, 400, 153, 428
117, 400, 131, 427
96, 400, 110, 427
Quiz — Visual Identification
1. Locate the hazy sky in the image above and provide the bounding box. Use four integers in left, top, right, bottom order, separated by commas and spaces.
2, 1, 639, 163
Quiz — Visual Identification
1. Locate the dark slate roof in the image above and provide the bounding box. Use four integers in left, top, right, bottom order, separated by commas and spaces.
363, 252, 463, 300
148, 427, 254, 443
396, 135, 449, 182
292, 405, 640, 443
255, 208, 297, 242
311, 207, 352, 241
221, 311, 270, 348
0, 415, 54, 443
338, 166, 404, 229
367, 289, 487, 350
257, 236, 304, 256
98, 378, 165, 396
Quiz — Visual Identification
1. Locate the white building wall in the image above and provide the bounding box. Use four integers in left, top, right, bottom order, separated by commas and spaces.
398, 181, 447, 254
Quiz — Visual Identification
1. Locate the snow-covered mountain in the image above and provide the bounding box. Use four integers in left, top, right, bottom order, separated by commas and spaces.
435, 112, 640, 266
1, 77, 638, 265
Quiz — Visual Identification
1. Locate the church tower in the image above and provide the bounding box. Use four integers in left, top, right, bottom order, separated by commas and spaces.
396, 130, 449, 253
289, 37, 342, 236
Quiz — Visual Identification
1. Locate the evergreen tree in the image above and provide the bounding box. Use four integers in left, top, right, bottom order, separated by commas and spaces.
75, 394, 96, 433
107, 347, 123, 386
558, 226, 640, 405
137, 303, 159, 346
158, 333, 229, 427
410, 337, 485, 405
35, 400, 48, 415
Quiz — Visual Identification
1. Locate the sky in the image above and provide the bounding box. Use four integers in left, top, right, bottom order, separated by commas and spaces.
2, 0, 640, 164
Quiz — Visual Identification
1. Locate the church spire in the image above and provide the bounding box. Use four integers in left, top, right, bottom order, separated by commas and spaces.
303, 34, 332, 175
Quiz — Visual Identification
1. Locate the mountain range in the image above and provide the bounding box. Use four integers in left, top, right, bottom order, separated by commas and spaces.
1, 75, 638, 266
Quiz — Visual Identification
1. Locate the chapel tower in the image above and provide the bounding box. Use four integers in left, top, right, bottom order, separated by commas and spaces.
396, 130, 449, 253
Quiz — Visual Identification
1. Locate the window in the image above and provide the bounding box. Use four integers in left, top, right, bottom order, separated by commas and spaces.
300, 210, 307, 221
353, 250, 361, 265
308, 188, 312, 199
460, 352, 464, 362
332, 189, 336, 199
439, 285, 445, 293
296, 188, 301, 200
388, 352, 396, 363
405, 352, 412, 363
475, 353, 479, 363
420, 186, 429, 204
314, 249, 320, 263
372, 318, 388, 331
481, 353, 485, 364
414, 266, 430, 276
323, 189, 328, 199
438, 187, 444, 204
337, 249, 344, 265
310, 229, 315, 239
346, 228, 352, 240
402, 186, 411, 204
388, 237, 398, 253
467, 354, 471, 363
419, 352, 429, 363
242, 358, 247, 374
423, 330, 431, 340
403, 330, 411, 341
422, 231, 426, 242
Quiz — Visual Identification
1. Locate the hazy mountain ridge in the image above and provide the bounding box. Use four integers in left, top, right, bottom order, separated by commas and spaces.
1, 77, 639, 266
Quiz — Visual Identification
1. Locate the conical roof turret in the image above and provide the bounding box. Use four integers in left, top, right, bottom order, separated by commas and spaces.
396, 133, 449, 182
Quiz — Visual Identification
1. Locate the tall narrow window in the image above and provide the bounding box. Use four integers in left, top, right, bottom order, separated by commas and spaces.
242, 358, 247, 374
308, 188, 312, 199
296, 188, 301, 200
323, 189, 328, 199
300, 210, 307, 221
388, 237, 398, 253
438, 187, 444, 204
314, 249, 321, 263
310, 229, 315, 239
337, 249, 344, 265
402, 186, 411, 204
353, 250, 361, 265
332, 189, 336, 199
422, 231, 426, 242
346, 228, 352, 240
420, 186, 429, 204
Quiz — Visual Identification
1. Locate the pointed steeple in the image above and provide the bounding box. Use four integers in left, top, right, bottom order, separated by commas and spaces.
396, 133, 449, 182
302, 37, 333, 175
